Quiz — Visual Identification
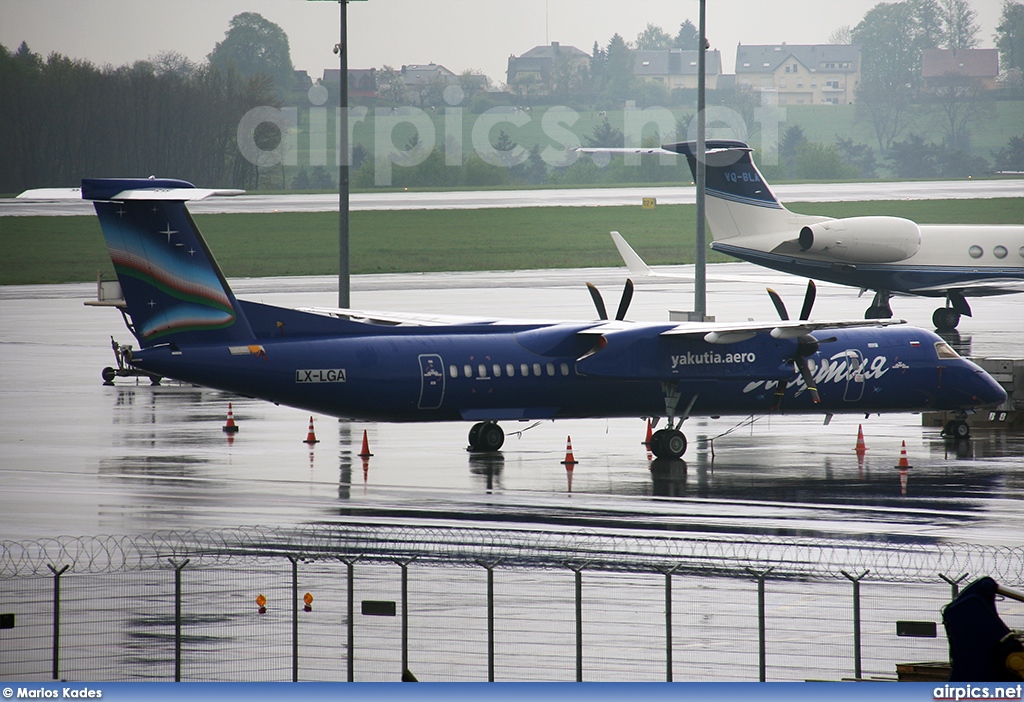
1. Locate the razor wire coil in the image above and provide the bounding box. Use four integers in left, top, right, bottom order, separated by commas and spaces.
2, 525, 1021, 586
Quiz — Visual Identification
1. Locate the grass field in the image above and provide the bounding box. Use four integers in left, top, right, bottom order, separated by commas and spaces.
2, 198, 1021, 285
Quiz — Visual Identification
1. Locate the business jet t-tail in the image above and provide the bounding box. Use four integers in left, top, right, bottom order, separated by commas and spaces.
19, 178, 1007, 455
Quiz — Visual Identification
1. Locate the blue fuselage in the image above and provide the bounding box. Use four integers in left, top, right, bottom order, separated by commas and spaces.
129, 313, 1005, 423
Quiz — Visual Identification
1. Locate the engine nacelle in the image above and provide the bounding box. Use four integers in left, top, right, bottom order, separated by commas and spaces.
798, 216, 921, 263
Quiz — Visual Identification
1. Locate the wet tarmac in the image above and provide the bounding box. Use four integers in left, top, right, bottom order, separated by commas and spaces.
1, 263, 1022, 547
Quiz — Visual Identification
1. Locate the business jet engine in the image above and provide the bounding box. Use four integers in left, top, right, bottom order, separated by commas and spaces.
798, 216, 921, 264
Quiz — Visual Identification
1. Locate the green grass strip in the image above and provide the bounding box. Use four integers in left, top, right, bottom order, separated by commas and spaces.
2, 198, 1020, 285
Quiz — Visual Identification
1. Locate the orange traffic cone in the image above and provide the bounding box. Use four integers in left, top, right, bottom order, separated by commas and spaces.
895, 440, 912, 469
854, 424, 867, 454
561, 435, 578, 465
222, 403, 239, 433
358, 429, 373, 457
642, 419, 653, 447
304, 416, 319, 444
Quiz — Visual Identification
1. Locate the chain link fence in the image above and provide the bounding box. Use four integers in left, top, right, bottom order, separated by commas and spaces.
2, 525, 1022, 682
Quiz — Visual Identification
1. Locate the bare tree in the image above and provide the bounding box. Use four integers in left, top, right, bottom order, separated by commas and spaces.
926, 73, 993, 150
829, 25, 853, 44
939, 0, 980, 48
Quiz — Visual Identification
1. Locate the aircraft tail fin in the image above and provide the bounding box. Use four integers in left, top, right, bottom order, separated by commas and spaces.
80, 178, 255, 348
662, 140, 827, 241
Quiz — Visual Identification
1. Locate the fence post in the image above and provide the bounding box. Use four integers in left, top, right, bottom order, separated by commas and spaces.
745, 567, 773, 682
476, 559, 504, 682
939, 572, 969, 600
288, 556, 300, 682
393, 557, 417, 680
564, 561, 590, 682
46, 564, 69, 680
658, 565, 682, 682
337, 557, 360, 682
841, 570, 870, 680
168, 558, 190, 682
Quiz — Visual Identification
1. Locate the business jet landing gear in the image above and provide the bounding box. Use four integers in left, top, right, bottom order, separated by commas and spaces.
932, 307, 961, 331
865, 290, 893, 319
649, 428, 687, 459
467, 421, 504, 452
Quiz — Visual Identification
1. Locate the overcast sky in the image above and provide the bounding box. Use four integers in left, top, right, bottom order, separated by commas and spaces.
1, 0, 1006, 85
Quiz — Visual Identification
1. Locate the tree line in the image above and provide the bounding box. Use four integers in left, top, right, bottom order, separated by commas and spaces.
0, 42, 276, 192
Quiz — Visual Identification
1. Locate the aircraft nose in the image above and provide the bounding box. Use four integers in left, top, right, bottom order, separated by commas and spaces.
969, 368, 1007, 408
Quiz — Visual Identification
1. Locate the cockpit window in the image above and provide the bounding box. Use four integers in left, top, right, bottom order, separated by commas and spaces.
934, 341, 960, 359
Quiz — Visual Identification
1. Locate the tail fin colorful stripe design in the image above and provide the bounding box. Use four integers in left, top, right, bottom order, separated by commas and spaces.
85, 178, 254, 347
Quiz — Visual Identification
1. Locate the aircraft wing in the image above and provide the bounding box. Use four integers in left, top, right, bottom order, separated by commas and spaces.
299, 306, 561, 327
576, 317, 906, 344
905, 279, 1024, 296
660, 317, 906, 342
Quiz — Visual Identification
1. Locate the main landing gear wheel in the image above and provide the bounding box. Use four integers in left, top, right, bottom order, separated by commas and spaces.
649, 428, 687, 459
933, 307, 961, 331
942, 419, 971, 440
468, 421, 504, 452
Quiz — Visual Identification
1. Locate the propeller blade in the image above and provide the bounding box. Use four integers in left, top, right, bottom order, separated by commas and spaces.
799, 280, 816, 321
614, 279, 634, 321
796, 358, 821, 403
766, 287, 789, 321
586, 282, 608, 320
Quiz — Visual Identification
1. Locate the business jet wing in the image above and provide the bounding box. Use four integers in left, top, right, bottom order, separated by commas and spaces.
906, 279, 1024, 296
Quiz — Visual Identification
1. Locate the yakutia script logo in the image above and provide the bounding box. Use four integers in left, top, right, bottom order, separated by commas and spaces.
743, 353, 890, 395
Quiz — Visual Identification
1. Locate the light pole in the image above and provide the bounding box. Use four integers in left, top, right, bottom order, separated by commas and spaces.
316, 0, 366, 308
695, 0, 708, 321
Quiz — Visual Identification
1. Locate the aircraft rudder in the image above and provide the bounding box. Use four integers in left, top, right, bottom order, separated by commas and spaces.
663, 140, 784, 210
86, 179, 254, 347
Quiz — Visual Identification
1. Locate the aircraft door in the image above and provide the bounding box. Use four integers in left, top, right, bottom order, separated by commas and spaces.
843, 349, 866, 402
417, 354, 445, 410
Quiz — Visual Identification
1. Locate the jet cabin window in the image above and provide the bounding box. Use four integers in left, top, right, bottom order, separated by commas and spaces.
934, 341, 960, 359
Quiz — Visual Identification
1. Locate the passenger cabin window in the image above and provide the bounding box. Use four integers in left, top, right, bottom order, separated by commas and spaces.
463, 365, 472, 378
520, 363, 529, 377
560, 363, 570, 376
969, 245, 983, 259
994, 245, 1007, 259
449, 365, 458, 378
934, 341, 960, 359
533, 363, 542, 376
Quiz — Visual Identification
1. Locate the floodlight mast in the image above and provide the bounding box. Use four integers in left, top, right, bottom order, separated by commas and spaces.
337, 0, 351, 309
695, 0, 708, 320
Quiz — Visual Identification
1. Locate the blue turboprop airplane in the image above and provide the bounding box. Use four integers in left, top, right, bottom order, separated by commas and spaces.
19, 178, 1006, 457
